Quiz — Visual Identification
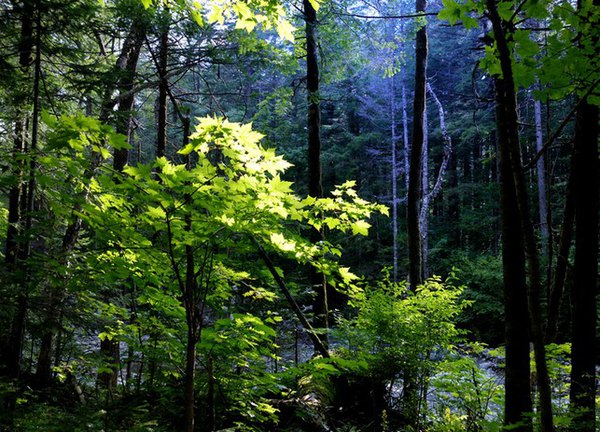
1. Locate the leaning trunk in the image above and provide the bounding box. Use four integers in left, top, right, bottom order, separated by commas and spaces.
486, 1, 553, 430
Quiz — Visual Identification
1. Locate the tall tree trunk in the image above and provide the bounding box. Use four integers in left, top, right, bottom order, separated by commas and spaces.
402, 83, 410, 192
113, 25, 145, 170
15, 1, 42, 382
546, 162, 575, 342
390, 75, 399, 282
569, 97, 598, 432
96, 24, 145, 390
407, 0, 428, 290
487, 2, 531, 431
421, 107, 429, 277
156, 12, 169, 160
486, 2, 553, 431
568, 0, 598, 427
304, 0, 328, 352
534, 95, 548, 255
403, 0, 428, 425
419, 83, 452, 279
1, 0, 35, 378
184, 325, 197, 432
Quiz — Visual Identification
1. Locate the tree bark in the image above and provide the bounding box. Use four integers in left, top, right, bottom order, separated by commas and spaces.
390, 75, 399, 282
403, 0, 428, 424
402, 83, 410, 192
569, 96, 598, 432
534, 96, 548, 254
113, 25, 145, 171
1, 0, 35, 378
421, 107, 429, 277
546, 162, 574, 342
304, 0, 329, 351
419, 83, 452, 278
11, 1, 41, 382
156, 12, 169, 160
486, 1, 553, 430
407, 0, 428, 289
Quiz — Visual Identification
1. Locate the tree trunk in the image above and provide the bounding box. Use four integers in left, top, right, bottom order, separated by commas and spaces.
304, 0, 329, 351
421, 107, 429, 277
569, 97, 598, 432
96, 24, 145, 390
1, 0, 36, 378
486, 1, 553, 430
184, 326, 197, 432
402, 83, 410, 192
403, 0, 428, 424
17, 3, 42, 383
113, 25, 145, 170
419, 83, 452, 278
534, 95, 548, 255
390, 75, 399, 282
546, 162, 575, 342
156, 12, 169, 160
407, 0, 427, 290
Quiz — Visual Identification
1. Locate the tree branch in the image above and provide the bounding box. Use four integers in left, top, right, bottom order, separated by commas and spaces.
250, 236, 329, 358
522, 78, 600, 172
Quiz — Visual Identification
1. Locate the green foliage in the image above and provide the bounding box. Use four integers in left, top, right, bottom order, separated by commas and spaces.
336, 273, 470, 416
429, 344, 504, 432
76, 115, 384, 428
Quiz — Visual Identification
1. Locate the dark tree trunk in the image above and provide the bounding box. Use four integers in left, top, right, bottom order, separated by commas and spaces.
13, 2, 42, 382
1, 0, 35, 378
403, 0, 428, 425
95, 24, 145, 390
486, 2, 554, 430
156, 13, 169, 160
569, 98, 598, 432
546, 161, 575, 342
407, 0, 427, 290
493, 80, 533, 432
486, 2, 532, 430
113, 25, 145, 171
184, 326, 197, 432
304, 0, 329, 352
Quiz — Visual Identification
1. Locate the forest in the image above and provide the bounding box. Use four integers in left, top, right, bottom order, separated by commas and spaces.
0, 0, 597, 430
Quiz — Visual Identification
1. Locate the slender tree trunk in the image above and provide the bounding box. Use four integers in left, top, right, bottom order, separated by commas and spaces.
113, 26, 145, 170
546, 163, 575, 342
403, 0, 428, 424
390, 75, 399, 282
407, 0, 427, 290
96, 24, 145, 390
18, 3, 42, 383
1, 0, 36, 378
419, 83, 452, 278
486, 2, 553, 430
569, 97, 598, 432
156, 12, 169, 160
304, 0, 328, 351
402, 84, 410, 192
493, 75, 533, 432
207, 355, 215, 431
184, 326, 197, 432
568, 0, 598, 427
534, 96, 548, 255
487, 3, 531, 431
421, 107, 429, 277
